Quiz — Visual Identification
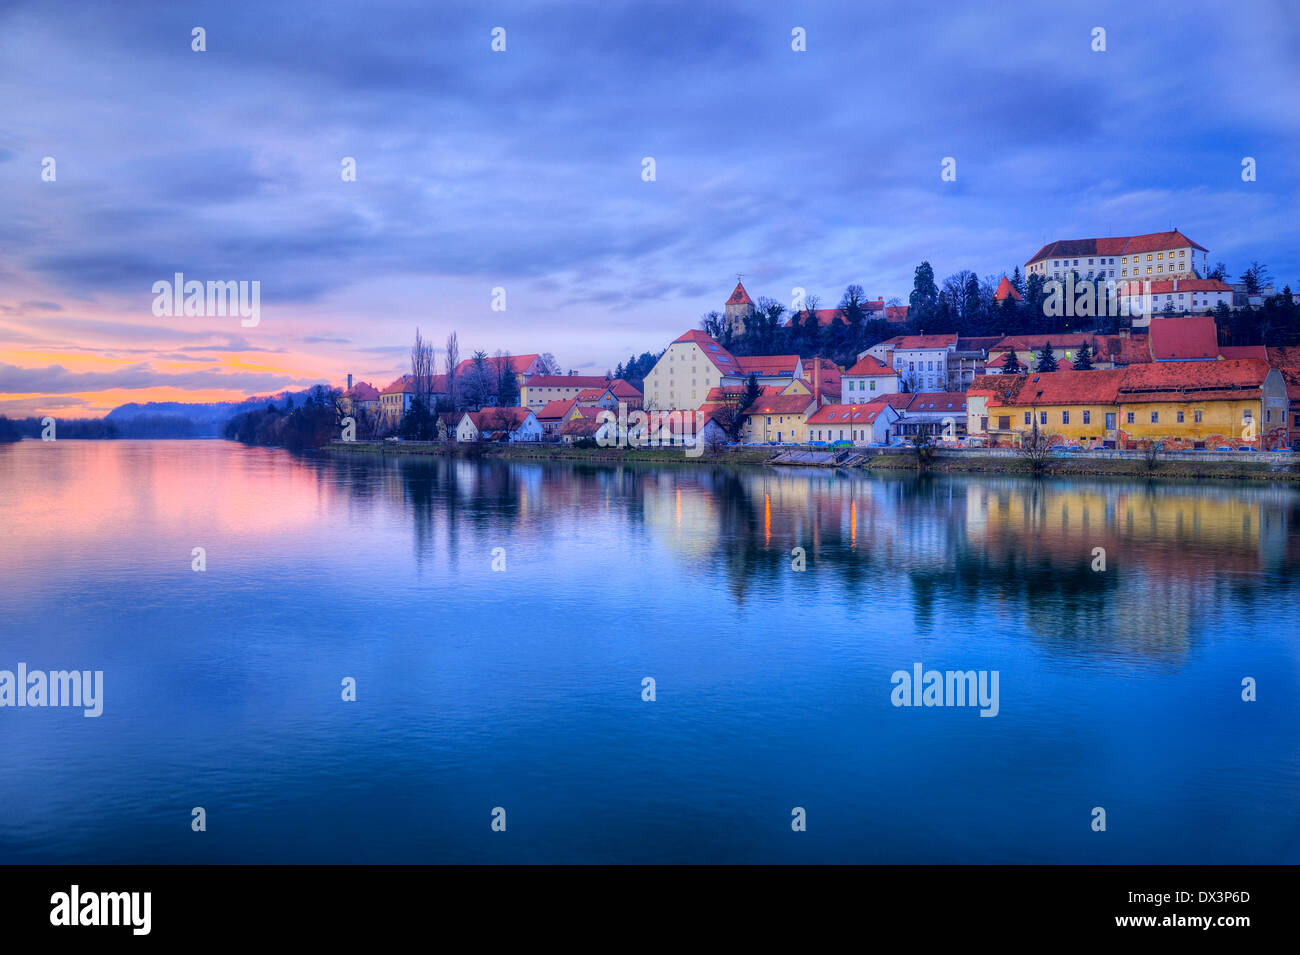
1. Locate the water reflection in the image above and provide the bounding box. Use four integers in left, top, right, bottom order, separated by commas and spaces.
323, 452, 1300, 661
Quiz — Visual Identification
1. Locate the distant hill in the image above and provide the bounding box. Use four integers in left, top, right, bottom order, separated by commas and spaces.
106, 389, 323, 437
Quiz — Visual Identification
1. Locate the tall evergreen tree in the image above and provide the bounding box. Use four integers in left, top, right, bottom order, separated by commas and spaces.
1072, 341, 1094, 370
1002, 349, 1023, 374
909, 262, 939, 326
1036, 342, 1058, 372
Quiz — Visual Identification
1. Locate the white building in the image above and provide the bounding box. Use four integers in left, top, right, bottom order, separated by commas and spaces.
864, 334, 958, 393
804, 401, 900, 445
456, 407, 542, 442
841, 354, 901, 399
643, 329, 744, 410
643, 329, 806, 410
1026, 230, 1209, 283
1118, 278, 1234, 315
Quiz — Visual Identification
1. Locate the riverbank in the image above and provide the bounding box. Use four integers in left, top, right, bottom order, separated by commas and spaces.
321, 439, 1300, 482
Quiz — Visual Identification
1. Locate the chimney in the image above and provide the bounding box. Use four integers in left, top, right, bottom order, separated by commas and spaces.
347, 373, 353, 389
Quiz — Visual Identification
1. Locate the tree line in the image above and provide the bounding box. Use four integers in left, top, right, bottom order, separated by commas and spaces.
222, 386, 340, 449
698, 260, 1300, 367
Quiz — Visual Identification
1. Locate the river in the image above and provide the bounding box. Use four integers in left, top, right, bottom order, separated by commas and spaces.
1, 439, 1296, 862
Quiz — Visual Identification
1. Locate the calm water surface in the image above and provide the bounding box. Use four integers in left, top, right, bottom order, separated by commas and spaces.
1, 439, 1297, 863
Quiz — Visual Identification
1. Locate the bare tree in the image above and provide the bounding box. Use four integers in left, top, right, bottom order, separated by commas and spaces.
1016, 421, 1054, 473
410, 327, 435, 410
536, 353, 561, 376
1140, 438, 1163, 473
444, 330, 460, 412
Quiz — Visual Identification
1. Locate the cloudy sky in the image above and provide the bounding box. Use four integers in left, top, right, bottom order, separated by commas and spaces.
2, 0, 1297, 416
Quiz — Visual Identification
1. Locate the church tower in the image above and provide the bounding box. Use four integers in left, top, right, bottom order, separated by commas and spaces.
724, 278, 755, 337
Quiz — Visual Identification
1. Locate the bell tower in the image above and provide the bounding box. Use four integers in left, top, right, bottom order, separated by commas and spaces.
724, 276, 755, 337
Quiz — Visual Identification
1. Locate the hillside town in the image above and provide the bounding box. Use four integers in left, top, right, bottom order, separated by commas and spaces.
338, 230, 1300, 453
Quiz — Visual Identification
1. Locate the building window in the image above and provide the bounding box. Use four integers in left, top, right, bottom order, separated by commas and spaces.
1177, 410, 1185, 423
1024, 412, 1031, 425
1243, 410, 1252, 422
870, 380, 876, 391
1127, 412, 1135, 424
1150, 412, 1158, 423
1083, 410, 1091, 425
1062, 411, 1070, 424
1040, 412, 1047, 425
1194, 410, 1202, 423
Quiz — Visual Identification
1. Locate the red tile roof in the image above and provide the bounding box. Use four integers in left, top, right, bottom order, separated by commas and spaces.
468, 407, 535, 431
994, 276, 1023, 301
990, 369, 1127, 407
536, 399, 577, 421
742, 393, 817, 416
904, 392, 968, 413
805, 402, 894, 425
891, 334, 958, 350
877, 393, 916, 410
726, 281, 754, 306
523, 375, 609, 389
1028, 230, 1207, 264
735, 355, 802, 377
884, 305, 909, 323
673, 329, 741, 374
845, 354, 899, 376
1218, 345, 1268, 360
574, 388, 605, 402
607, 379, 642, 398
968, 373, 1028, 400
1122, 231, 1209, 255
991, 334, 1094, 353
1147, 316, 1219, 361
804, 356, 842, 395
560, 417, 604, 438
1117, 359, 1271, 402
786, 299, 887, 327
455, 354, 539, 377
381, 374, 448, 395
344, 381, 380, 401
978, 361, 1272, 408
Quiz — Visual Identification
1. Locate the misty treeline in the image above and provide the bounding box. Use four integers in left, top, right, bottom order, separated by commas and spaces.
701, 261, 1300, 367
0, 414, 231, 441
0, 413, 205, 439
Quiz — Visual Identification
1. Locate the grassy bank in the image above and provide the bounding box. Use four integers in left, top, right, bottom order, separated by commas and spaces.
322, 440, 1300, 482
323, 440, 775, 466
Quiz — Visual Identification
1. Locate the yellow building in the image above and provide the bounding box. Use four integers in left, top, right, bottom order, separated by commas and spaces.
967, 360, 1288, 450
1116, 361, 1287, 449
739, 392, 818, 444
520, 375, 611, 411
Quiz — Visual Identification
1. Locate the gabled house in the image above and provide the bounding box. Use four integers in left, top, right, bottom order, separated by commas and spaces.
737, 390, 819, 444
804, 400, 900, 445
536, 398, 578, 437
842, 354, 901, 400
456, 407, 542, 443
379, 374, 449, 426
